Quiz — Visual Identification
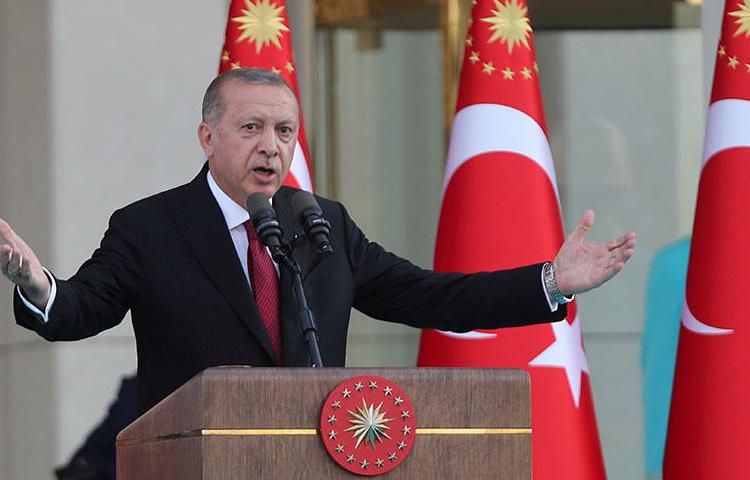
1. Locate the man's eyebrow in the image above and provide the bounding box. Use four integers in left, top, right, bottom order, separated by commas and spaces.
235, 114, 263, 125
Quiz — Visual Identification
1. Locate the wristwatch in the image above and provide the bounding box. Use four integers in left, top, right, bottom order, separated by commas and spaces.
543, 262, 574, 305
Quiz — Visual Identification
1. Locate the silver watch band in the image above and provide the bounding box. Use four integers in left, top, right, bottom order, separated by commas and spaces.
543, 262, 574, 305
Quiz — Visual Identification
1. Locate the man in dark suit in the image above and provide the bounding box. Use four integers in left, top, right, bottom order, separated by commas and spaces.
0, 68, 636, 415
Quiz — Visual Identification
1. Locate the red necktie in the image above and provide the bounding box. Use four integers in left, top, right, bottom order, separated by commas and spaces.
243, 221, 282, 364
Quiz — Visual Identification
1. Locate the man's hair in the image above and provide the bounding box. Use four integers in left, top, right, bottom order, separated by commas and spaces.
201, 68, 294, 126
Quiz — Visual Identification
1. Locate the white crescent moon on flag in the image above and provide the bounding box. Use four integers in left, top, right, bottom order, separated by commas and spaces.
289, 141, 313, 192
437, 330, 497, 340
681, 299, 734, 335
442, 103, 559, 200
679, 98, 748, 337
702, 98, 750, 167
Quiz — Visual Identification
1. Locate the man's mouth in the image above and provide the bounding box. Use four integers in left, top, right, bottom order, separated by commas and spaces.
252, 166, 276, 177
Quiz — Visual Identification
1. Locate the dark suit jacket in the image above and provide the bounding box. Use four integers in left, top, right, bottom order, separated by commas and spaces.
16, 166, 566, 414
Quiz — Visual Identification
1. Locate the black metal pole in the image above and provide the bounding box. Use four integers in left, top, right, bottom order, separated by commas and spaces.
290, 270, 324, 368
272, 249, 324, 368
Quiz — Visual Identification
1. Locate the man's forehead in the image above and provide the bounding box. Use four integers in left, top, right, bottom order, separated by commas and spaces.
222, 81, 296, 103
222, 82, 298, 117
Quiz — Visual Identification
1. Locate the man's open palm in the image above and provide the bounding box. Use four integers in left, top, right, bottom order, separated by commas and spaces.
553, 210, 636, 295
0, 219, 50, 309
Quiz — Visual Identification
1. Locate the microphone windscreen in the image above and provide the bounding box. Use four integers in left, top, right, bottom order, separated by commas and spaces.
246, 192, 274, 218
291, 191, 322, 218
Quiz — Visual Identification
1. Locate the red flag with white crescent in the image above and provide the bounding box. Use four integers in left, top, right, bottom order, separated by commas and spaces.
664, 1, 750, 477
219, 0, 314, 192
416, 1, 605, 478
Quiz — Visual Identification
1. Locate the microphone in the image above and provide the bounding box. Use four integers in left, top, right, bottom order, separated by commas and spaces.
291, 191, 333, 255
245, 193, 284, 255
247, 192, 325, 367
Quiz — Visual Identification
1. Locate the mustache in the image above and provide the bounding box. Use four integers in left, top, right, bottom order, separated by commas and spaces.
250, 159, 280, 171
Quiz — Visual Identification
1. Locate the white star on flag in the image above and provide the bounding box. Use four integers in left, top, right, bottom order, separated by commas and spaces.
528, 315, 589, 407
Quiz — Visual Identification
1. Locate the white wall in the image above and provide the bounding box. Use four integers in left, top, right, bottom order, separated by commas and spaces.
1, 1, 227, 478
318, 30, 444, 368
1, 1, 57, 478
537, 29, 703, 478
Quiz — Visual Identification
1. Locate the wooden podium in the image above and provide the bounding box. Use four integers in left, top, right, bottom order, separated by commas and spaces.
117, 367, 531, 478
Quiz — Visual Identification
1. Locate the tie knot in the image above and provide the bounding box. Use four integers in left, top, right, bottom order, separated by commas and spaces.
243, 220, 257, 241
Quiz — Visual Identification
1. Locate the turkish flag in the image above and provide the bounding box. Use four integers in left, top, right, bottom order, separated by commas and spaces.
416, 1, 606, 478
218, 0, 313, 192
663, 1, 750, 478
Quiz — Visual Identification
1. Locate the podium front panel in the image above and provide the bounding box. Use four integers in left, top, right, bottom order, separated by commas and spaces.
117, 367, 531, 479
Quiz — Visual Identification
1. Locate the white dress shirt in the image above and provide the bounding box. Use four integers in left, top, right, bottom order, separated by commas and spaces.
206, 171, 279, 285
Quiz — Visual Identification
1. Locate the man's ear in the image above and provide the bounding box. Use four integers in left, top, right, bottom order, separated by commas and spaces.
197, 122, 214, 156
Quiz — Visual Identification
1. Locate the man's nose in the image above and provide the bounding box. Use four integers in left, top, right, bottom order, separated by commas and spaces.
258, 127, 279, 157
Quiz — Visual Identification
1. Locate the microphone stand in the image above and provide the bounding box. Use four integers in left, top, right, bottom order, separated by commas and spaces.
271, 247, 324, 368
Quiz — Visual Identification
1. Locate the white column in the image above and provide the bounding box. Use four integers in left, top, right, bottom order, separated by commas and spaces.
1, 1, 228, 477
0, 0, 56, 478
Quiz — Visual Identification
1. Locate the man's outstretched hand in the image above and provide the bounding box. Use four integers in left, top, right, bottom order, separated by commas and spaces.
0, 219, 51, 309
553, 210, 636, 296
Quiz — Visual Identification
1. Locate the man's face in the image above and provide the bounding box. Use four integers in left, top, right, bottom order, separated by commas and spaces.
199, 81, 299, 205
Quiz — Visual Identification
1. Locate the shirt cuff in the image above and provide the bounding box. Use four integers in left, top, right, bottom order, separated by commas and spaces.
16, 267, 57, 323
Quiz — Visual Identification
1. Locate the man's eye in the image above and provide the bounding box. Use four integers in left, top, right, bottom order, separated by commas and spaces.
279, 126, 292, 135
244, 123, 259, 131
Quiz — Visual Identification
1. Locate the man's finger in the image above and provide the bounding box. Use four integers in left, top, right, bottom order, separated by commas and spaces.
569, 210, 595, 244
626, 235, 637, 249
0, 219, 14, 245
610, 245, 635, 267
8, 249, 22, 274
1, 248, 21, 283
609, 249, 618, 263
607, 235, 628, 251
607, 232, 636, 251
0, 245, 10, 271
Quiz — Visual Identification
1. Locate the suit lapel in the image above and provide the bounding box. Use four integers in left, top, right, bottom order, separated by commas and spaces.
167, 166, 278, 363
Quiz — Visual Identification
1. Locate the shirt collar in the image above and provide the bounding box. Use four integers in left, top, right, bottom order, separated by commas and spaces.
207, 171, 250, 231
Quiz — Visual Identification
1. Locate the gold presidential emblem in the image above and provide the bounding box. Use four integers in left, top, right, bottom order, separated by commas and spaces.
232, 0, 290, 53
729, 0, 750, 39
481, 0, 532, 54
